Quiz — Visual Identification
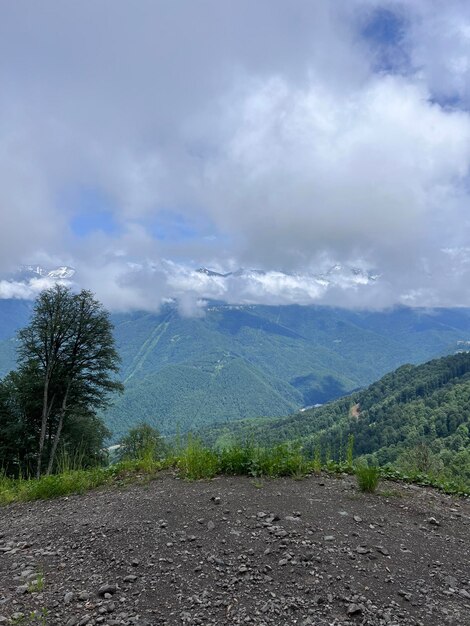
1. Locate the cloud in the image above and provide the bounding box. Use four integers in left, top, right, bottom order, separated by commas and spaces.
1, 1, 470, 310
0, 276, 73, 300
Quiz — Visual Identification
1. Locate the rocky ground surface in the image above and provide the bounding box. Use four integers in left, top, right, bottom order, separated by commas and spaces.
0, 472, 469, 626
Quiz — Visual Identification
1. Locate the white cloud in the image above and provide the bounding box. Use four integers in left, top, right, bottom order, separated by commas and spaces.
1, 2, 470, 309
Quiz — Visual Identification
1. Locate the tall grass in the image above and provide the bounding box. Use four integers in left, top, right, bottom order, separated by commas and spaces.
1, 435, 468, 505
177, 437, 219, 479
355, 463, 381, 493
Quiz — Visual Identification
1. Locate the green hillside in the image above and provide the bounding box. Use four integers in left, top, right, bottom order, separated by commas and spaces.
204, 352, 470, 484
3, 300, 470, 439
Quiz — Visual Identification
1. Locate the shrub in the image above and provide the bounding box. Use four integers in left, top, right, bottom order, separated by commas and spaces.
178, 437, 219, 479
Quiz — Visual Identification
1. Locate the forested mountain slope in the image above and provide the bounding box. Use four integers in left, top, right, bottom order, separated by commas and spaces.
204, 353, 470, 482
3, 300, 470, 438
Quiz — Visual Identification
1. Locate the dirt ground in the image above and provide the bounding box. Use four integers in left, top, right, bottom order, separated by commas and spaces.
0, 472, 469, 626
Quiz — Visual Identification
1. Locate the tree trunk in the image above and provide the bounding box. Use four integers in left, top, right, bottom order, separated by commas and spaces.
36, 374, 50, 479
46, 384, 70, 475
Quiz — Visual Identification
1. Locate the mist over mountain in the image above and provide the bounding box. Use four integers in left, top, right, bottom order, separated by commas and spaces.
0, 262, 380, 313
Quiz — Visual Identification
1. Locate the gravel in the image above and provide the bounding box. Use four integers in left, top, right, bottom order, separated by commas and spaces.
0, 472, 469, 625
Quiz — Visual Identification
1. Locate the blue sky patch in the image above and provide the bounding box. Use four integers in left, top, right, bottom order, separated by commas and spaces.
362, 8, 409, 74
67, 187, 120, 237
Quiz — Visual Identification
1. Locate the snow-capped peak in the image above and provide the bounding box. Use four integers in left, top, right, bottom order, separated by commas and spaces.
46, 266, 76, 279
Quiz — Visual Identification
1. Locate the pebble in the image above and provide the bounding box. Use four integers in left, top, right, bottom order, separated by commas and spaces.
98, 583, 117, 596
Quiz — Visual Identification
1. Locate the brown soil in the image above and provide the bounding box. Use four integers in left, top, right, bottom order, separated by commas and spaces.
0, 472, 469, 626
349, 404, 360, 419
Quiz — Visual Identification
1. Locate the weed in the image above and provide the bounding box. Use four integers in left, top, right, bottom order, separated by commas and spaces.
355, 464, 381, 493
177, 437, 219, 479
11, 608, 48, 625
346, 434, 354, 468
28, 572, 44, 593
378, 488, 403, 498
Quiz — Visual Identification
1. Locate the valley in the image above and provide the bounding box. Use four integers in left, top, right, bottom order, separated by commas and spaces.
3, 300, 470, 440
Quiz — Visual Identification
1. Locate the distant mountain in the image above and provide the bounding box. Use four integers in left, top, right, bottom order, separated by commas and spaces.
15, 265, 76, 281
195, 264, 379, 287
2, 299, 470, 441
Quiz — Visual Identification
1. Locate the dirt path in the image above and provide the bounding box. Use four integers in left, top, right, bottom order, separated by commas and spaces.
0, 473, 469, 625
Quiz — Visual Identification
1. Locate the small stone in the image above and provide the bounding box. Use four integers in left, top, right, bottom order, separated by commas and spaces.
324, 535, 335, 541
98, 583, 117, 597
21, 569, 33, 578
207, 520, 215, 531
16, 584, 28, 595
353, 515, 362, 523
459, 589, 470, 599
64, 591, 75, 604
427, 517, 440, 526
124, 574, 138, 582
347, 604, 363, 615
398, 590, 412, 601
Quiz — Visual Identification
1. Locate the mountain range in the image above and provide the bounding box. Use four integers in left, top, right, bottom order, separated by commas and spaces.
2, 290, 470, 440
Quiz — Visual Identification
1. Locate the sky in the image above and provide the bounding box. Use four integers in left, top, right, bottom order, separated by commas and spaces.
1, 0, 470, 312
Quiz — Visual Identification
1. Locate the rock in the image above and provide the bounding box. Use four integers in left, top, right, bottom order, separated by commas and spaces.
353, 515, 362, 523
98, 583, 117, 596
398, 590, 412, 601
427, 517, 440, 526
346, 603, 363, 615
324, 535, 335, 541
124, 574, 138, 582
21, 568, 33, 578
16, 584, 28, 594
459, 589, 470, 599
0, 617, 8, 624
64, 591, 75, 604
207, 520, 215, 531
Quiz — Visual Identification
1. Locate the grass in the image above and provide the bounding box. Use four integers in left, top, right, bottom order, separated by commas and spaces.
1, 437, 468, 505
28, 572, 44, 593
355, 464, 381, 493
11, 608, 48, 625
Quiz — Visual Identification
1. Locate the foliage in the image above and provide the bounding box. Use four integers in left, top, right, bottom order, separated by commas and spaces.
4, 301, 470, 439
117, 423, 166, 463
203, 353, 470, 490
355, 463, 380, 493
177, 437, 219, 479
1, 434, 469, 506
72, 304, 470, 439
0, 286, 121, 478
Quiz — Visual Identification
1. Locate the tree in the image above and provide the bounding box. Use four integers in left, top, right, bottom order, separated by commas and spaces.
17, 285, 123, 477
117, 423, 166, 462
